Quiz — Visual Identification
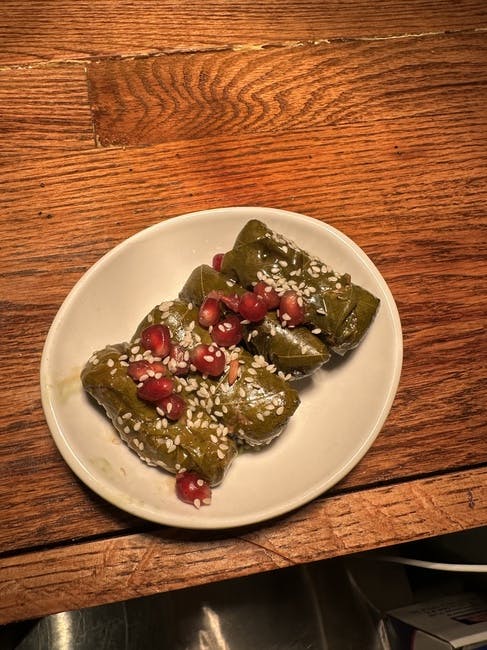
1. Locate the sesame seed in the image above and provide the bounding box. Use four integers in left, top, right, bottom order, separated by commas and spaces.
312, 328, 322, 334
107, 358, 115, 367
110, 368, 117, 375
133, 421, 141, 431
217, 449, 225, 459
276, 406, 285, 415
194, 498, 201, 508
124, 426, 130, 434
239, 387, 246, 397
123, 412, 132, 419
203, 355, 214, 362
256, 413, 265, 421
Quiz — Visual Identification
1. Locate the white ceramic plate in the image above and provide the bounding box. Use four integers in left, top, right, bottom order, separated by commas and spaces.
41, 207, 402, 529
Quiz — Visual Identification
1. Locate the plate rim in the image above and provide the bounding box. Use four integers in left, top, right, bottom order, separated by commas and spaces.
40, 206, 403, 529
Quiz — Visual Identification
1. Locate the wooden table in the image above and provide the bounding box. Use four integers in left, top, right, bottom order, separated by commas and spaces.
1, 1, 486, 625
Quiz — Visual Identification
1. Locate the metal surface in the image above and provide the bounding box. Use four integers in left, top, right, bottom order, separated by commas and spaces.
5, 565, 331, 650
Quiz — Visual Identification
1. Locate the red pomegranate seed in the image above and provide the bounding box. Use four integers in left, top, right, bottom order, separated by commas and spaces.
137, 376, 174, 402
278, 290, 305, 327
157, 394, 186, 421
220, 293, 240, 312
140, 324, 171, 358
175, 471, 212, 507
190, 344, 226, 377
253, 281, 280, 309
211, 314, 243, 347
127, 360, 166, 381
238, 291, 268, 322
198, 297, 221, 328
168, 344, 190, 376
212, 253, 224, 272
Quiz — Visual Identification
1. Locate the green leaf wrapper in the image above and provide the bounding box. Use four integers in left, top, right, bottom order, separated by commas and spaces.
221, 219, 380, 355
180, 265, 330, 378
81, 301, 300, 486
81, 344, 237, 486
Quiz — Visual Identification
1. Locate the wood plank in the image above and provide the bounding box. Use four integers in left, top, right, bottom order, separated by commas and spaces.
1, 114, 486, 554
1, 1, 486, 66
0, 65, 94, 156
0, 467, 485, 624
87, 32, 487, 147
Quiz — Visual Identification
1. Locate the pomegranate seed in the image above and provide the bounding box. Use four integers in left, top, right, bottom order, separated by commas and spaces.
228, 358, 240, 385
168, 344, 190, 376
198, 297, 221, 328
238, 291, 268, 322
137, 376, 174, 402
278, 290, 305, 327
212, 253, 224, 272
157, 394, 186, 421
190, 344, 226, 377
176, 471, 212, 507
211, 314, 243, 347
220, 293, 240, 312
127, 360, 166, 381
253, 281, 280, 310
140, 324, 171, 358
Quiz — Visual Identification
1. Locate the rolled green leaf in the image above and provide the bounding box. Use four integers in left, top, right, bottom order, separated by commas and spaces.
180, 265, 330, 378
82, 301, 300, 486
135, 300, 300, 446
221, 219, 380, 355
81, 343, 237, 486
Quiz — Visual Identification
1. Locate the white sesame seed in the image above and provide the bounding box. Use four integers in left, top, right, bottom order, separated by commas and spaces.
276, 406, 285, 415
256, 413, 265, 421
133, 421, 141, 431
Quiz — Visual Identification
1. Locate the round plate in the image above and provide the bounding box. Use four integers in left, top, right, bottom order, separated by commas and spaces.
41, 207, 402, 529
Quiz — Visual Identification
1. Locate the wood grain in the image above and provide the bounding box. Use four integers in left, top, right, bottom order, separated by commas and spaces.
0, 66, 93, 157
1, 0, 486, 624
0, 466, 485, 624
1, 113, 486, 554
87, 32, 487, 146
1, 1, 486, 66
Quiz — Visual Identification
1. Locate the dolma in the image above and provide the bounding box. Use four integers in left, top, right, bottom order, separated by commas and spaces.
221, 219, 380, 355
180, 265, 330, 378
81, 300, 299, 487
